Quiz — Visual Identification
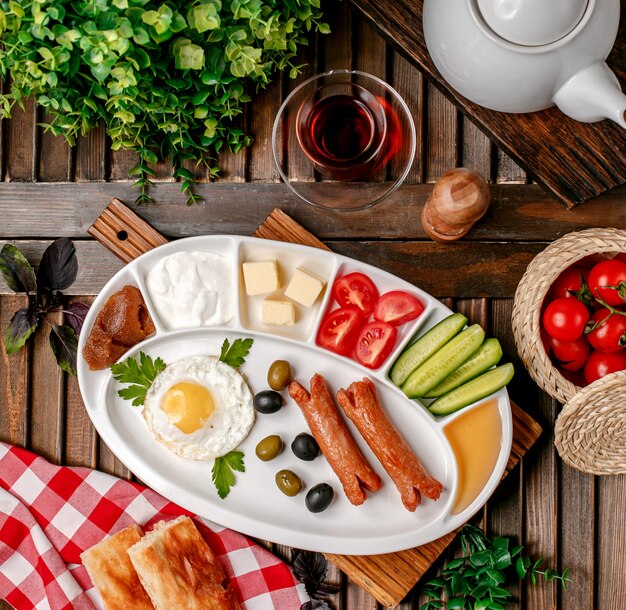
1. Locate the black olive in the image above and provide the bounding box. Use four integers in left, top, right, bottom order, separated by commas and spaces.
305, 483, 334, 513
291, 432, 320, 461
253, 390, 283, 414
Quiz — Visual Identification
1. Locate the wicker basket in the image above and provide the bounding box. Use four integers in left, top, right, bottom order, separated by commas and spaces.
512, 227, 626, 475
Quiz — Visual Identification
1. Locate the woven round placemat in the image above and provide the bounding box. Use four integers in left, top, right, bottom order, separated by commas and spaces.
555, 370, 626, 475
512, 227, 626, 404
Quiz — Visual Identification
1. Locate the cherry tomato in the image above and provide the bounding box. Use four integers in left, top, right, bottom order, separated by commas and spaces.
373, 291, 424, 326
317, 307, 364, 356
615, 253, 626, 265
548, 337, 590, 372
354, 321, 397, 369
586, 309, 626, 353
583, 350, 626, 384
548, 266, 588, 300
542, 297, 590, 342
587, 259, 626, 306
332, 273, 379, 316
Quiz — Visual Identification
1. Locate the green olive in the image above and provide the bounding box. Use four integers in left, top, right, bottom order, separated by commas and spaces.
255, 435, 284, 462
275, 469, 303, 497
267, 360, 293, 391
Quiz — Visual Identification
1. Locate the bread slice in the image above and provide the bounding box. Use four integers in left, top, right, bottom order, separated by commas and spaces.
80, 524, 155, 610
128, 516, 241, 610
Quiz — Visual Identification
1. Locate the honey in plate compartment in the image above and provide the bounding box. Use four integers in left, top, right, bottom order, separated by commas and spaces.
444, 399, 501, 515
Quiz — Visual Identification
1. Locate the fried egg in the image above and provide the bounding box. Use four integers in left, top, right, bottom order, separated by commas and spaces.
143, 355, 254, 460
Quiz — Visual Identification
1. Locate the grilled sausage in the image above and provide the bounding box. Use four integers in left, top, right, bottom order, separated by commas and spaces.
288, 374, 382, 505
336, 378, 443, 511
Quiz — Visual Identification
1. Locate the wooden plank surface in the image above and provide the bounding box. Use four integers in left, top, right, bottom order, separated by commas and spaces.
0, 4, 624, 609
349, 0, 626, 208
1, 183, 625, 242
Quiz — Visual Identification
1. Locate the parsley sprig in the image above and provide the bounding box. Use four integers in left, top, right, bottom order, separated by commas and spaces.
219, 337, 253, 367
110, 351, 167, 406
212, 451, 245, 499
420, 525, 571, 609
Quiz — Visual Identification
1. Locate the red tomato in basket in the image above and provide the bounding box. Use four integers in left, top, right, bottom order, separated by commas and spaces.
373, 291, 424, 326
615, 253, 626, 265
588, 259, 626, 306
542, 297, 590, 342
332, 272, 379, 316
548, 266, 589, 300
587, 309, 626, 353
317, 307, 364, 356
549, 337, 590, 372
583, 350, 626, 384
354, 321, 397, 369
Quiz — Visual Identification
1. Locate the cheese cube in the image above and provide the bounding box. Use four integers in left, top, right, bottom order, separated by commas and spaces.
262, 299, 295, 326
242, 260, 280, 295
285, 268, 325, 308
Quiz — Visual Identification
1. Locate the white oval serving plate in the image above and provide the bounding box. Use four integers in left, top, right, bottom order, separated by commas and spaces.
77, 235, 512, 555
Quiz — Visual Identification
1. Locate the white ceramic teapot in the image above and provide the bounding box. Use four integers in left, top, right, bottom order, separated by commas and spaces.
423, 0, 626, 128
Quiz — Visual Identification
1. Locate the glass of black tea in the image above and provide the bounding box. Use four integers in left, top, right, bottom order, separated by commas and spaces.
273, 70, 416, 211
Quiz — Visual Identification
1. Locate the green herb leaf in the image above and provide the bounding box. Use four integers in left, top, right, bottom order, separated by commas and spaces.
49, 324, 78, 376
4, 308, 39, 354
211, 450, 245, 499
219, 337, 253, 367
0, 244, 37, 293
419, 526, 571, 610
111, 351, 167, 406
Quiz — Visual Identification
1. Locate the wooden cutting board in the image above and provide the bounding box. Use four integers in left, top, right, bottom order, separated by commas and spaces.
88, 200, 543, 608
349, 0, 626, 209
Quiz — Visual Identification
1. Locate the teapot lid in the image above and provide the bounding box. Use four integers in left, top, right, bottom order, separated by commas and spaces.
476, 0, 588, 47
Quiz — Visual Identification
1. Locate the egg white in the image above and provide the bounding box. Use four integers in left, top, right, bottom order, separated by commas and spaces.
143, 355, 254, 460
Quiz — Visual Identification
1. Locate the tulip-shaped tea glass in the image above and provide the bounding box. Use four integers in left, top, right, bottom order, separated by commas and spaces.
272, 70, 416, 211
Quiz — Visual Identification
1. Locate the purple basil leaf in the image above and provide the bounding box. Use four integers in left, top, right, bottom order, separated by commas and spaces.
49, 324, 78, 376
0, 244, 37, 293
301, 601, 333, 610
4, 308, 39, 354
38, 238, 78, 293
64, 302, 90, 336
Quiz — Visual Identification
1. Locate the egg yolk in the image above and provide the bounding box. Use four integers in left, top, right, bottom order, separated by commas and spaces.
161, 382, 214, 434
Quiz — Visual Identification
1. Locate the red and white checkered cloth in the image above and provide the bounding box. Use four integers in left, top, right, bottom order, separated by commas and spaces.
0, 442, 307, 610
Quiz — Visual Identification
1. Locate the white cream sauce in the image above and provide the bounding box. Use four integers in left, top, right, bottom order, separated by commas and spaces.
146, 251, 234, 328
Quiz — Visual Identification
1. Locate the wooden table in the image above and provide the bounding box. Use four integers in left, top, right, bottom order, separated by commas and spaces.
1, 4, 624, 609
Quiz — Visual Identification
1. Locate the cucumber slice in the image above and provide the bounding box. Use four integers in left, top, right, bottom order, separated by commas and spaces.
401, 324, 485, 398
428, 363, 514, 416
390, 313, 467, 386
424, 338, 503, 398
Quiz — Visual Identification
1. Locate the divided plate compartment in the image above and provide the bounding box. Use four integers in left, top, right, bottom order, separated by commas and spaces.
78, 233, 513, 555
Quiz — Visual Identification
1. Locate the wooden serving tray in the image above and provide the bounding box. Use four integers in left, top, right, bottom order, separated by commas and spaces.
88, 199, 542, 608
349, 0, 626, 208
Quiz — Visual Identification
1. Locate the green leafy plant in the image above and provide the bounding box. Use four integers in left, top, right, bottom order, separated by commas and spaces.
0, 239, 88, 375
212, 449, 245, 499
110, 350, 167, 406
420, 525, 571, 609
219, 336, 253, 367
0, 0, 329, 204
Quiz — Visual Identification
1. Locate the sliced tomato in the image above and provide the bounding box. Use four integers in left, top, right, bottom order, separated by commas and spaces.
332, 272, 379, 316
317, 307, 364, 356
354, 321, 397, 369
373, 291, 424, 326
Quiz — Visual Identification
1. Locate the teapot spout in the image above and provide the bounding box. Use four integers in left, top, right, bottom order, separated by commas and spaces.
553, 62, 626, 128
